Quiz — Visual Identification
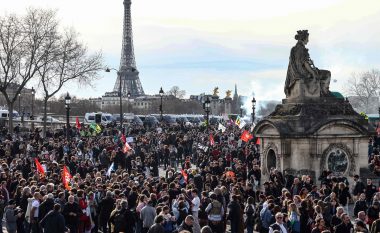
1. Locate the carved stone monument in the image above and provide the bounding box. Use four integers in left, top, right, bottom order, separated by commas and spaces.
254, 30, 375, 181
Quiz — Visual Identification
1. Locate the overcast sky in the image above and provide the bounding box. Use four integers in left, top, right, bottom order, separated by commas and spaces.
3, 0, 380, 104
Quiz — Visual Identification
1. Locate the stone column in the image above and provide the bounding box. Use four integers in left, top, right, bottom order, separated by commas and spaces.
224, 97, 232, 115
211, 95, 220, 115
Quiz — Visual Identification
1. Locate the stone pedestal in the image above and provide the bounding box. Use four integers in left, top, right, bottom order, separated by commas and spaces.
211, 95, 220, 115
254, 97, 375, 182
224, 97, 232, 115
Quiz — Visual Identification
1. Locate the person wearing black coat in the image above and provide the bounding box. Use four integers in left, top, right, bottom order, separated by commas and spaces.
63, 195, 81, 233
147, 215, 165, 233
299, 201, 311, 233
38, 194, 55, 222
353, 193, 368, 217
334, 213, 353, 233
98, 191, 115, 233
40, 204, 67, 233
227, 195, 241, 233
109, 200, 136, 233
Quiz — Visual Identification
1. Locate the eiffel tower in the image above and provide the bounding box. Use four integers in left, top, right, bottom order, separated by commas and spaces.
113, 0, 145, 96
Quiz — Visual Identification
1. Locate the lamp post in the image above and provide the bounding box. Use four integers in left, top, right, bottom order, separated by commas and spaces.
205, 97, 211, 131
159, 87, 164, 121
127, 91, 131, 114
18, 93, 21, 113
21, 107, 25, 126
105, 67, 123, 128
252, 97, 256, 124
240, 106, 243, 117
65, 92, 71, 140
31, 87, 35, 130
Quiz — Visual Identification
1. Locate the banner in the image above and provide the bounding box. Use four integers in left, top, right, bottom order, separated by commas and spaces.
76, 117, 81, 129
181, 169, 188, 183
126, 137, 134, 143
34, 158, 45, 176
256, 137, 261, 145
218, 123, 226, 132
106, 162, 115, 177
239, 120, 246, 129
121, 134, 126, 144
209, 134, 215, 146
62, 166, 72, 190
235, 115, 241, 127
95, 124, 102, 134
123, 142, 132, 153
241, 130, 253, 142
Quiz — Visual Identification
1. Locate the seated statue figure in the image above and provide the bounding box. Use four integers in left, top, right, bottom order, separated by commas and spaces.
284, 30, 331, 98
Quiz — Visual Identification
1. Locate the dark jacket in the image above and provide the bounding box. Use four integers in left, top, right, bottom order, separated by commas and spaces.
335, 222, 353, 233
38, 198, 55, 221
109, 208, 136, 233
177, 222, 193, 233
147, 223, 165, 233
353, 199, 367, 216
227, 200, 241, 223
98, 197, 115, 225
63, 202, 81, 226
40, 210, 66, 233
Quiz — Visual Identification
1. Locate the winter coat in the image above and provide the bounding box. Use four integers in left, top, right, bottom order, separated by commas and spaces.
40, 210, 66, 233
4, 206, 17, 232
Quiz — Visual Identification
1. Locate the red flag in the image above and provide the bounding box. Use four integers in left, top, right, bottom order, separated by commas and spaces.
121, 134, 126, 144
76, 117, 81, 129
34, 158, 45, 176
241, 130, 253, 142
256, 137, 261, 145
209, 134, 215, 146
123, 142, 132, 153
181, 169, 188, 183
62, 166, 72, 191
225, 170, 236, 178
377, 122, 380, 135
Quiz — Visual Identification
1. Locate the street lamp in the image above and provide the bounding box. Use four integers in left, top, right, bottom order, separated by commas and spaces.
31, 87, 35, 130
205, 97, 211, 130
159, 87, 164, 121
252, 97, 256, 124
240, 106, 243, 117
18, 93, 21, 113
105, 67, 123, 128
65, 92, 71, 140
127, 91, 131, 114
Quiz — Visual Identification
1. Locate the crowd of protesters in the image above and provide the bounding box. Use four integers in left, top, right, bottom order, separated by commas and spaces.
0, 120, 380, 233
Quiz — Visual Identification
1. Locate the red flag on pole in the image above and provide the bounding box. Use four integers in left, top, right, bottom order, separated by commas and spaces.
34, 158, 45, 176
76, 117, 81, 129
256, 137, 261, 145
123, 142, 132, 153
241, 130, 253, 142
121, 134, 126, 144
62, 166, 72, 190
181, 169, 188, 183
209, 134, 215, 146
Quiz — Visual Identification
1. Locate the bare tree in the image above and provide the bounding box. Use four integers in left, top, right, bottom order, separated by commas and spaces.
346, 69, 380, 113
0, 8, 59, 133
167, 86, 186, 99
37, 27, 103, 137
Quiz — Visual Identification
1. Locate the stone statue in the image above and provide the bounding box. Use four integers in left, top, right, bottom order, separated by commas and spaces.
284, 30, 331, 98
226, 90, 232, 98
213, 87, 219, 96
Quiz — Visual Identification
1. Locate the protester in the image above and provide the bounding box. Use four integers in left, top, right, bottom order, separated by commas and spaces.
0, 119, 379, 233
